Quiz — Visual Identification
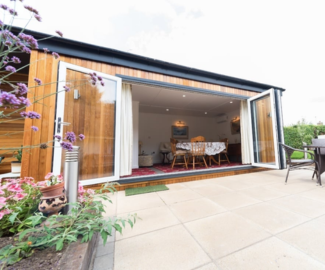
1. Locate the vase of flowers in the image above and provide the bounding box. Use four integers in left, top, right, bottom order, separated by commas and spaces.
38, 173, 67, 216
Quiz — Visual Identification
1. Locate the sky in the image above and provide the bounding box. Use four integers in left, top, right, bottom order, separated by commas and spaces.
7, 0, 325, 126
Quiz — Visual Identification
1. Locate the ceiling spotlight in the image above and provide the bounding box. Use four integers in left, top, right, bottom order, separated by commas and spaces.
166, 109, 169, 111
183, 95, 186, 97
205, 112, 207, 114
230, 101, 233, 103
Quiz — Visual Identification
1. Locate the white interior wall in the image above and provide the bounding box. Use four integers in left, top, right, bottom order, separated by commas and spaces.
216, 109, 241, 144
139, 113, 217, 164
132, 101, 139, 168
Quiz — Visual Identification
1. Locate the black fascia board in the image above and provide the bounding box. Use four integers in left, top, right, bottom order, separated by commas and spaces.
117, 75, 250, 99
10, 26, 286, 93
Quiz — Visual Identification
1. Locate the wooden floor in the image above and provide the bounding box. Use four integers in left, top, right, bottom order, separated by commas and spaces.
86, 167, 270, 191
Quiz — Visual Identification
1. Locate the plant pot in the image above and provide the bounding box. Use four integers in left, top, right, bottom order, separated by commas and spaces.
38, 195, 67, 216
11, 161, 21, 174
39, 182, 65, 199
39, 183, 67, 216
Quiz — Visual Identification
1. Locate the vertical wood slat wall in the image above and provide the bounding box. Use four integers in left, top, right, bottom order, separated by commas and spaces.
21, 51, 260, 181
0, 73, 28, 174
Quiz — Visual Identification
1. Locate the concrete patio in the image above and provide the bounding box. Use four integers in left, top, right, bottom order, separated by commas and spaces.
92, 169, 325, 270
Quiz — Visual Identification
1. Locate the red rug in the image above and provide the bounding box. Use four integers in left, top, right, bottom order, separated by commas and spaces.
153, 162, 243, 173
120, 167, 156, 178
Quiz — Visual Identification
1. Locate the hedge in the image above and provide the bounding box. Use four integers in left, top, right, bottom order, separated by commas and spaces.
284, 125, 325, 149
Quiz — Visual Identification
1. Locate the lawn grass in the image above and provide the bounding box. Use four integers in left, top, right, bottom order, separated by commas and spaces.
291, 150, 313, 159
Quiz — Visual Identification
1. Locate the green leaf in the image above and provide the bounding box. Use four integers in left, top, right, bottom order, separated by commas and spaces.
100, 231, 108, 245
127, 219, 134, 229
114, 224, 122, 234
56, 238, 64, 251
9, 212, 18, 224
89, 230, 94, 241
7, 251, 22, 265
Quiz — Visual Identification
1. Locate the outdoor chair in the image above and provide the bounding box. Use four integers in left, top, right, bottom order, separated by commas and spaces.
170, 138, 188, 169
279, 143, 320, 184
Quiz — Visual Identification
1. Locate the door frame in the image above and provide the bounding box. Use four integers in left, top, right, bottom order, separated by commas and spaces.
247, 88, 280, 169
52, 61, 122, 185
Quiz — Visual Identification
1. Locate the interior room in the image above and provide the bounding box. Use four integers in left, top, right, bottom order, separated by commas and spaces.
126, 83, 246, 178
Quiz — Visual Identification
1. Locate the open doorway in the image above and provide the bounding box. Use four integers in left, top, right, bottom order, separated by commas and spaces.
122, 82, 247, 179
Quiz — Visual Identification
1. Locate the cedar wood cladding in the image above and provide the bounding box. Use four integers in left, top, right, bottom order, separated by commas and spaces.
21, 51, 261, 181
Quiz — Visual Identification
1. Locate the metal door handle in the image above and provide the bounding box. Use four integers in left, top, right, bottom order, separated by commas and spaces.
57, 117, 70, 133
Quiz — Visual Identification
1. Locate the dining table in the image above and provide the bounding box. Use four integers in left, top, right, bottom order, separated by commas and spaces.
176, 142, 226, 166
304, 144, 325, 186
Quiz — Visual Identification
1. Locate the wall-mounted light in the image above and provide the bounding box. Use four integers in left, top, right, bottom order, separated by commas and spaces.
166, 108, 169, 111
176, 120, 185, 126
205, 112, 207, 115
74, 89, 81, 100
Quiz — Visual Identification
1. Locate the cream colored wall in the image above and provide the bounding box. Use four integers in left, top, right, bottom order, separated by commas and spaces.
139, 113, 217, 164
215, 109, 241, 144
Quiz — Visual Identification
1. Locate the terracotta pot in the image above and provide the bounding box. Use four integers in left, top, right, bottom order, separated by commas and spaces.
39, 183, 66, 216
40, 182, 65, 199
38, 194, 67, 216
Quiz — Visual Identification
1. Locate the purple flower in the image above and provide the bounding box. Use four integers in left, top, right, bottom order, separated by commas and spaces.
56, 30, 63, 37
65, 131, 76, 143
63, 86, 70, 92
4, 41, 12, 47
5, 66, 16, 73
54, 135, 61, 141
0, 20, 4, 27
18, 33, 38, 49
78, 134, 85, 141
18, 97, 31, 107
97, 76, 103, 81
43, 48, 49, 53
52, 52, 60, 59
3, 61, 7, 65
34, 14, 41, 22
100, 81, 105, 87
11, 56, 21, 64
0, 4, 8, 10
24, 5, 38, 14
20, 111, 41, 119
0, 92, 20, 106
9, 9, 17, 16
34, 78, 42, 85
21, 46, 31, 54
16, 83, 28, 95
31, 126, 38, 132
60, 141, 73, 151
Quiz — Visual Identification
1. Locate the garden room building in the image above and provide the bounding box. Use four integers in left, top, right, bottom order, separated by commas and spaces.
0, 27, 287, 189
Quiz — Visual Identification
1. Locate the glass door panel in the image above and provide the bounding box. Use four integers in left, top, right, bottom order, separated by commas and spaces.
53, 62, 121, 184
248, 89, 280, 169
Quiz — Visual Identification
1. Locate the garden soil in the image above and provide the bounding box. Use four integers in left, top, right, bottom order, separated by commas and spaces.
0, 237, 68, 270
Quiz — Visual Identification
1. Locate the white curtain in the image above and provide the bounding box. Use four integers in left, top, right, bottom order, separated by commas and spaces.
120, 83, 133, 176
240, 100, 252, 164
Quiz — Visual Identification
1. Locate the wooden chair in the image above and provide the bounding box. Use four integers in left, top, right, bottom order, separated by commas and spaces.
218, 138, 230, 164
188, 136, 208, 169
279, 143, 320, 184
170, 138, 188, 169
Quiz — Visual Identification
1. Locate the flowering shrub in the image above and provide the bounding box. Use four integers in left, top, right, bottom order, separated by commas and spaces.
0, 1, 103, 162
0, 177, 42, 237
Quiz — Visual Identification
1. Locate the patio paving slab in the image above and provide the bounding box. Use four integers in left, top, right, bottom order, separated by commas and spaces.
169, 197, 226, 222
233, 202, 309, 234
114, 225, 211, 270
238, 185, 288, 201
269, 194, 325, 218
208, 191, 261, 210
278, 219, 325, 264
115, 205, 180, 240
157, 188, 202, 204
217, 237, 325, 270
185, 212, 271, 259
116, 192, 165, 214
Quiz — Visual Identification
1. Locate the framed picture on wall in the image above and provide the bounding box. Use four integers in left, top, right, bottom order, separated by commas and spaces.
171, 126, 189, 139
